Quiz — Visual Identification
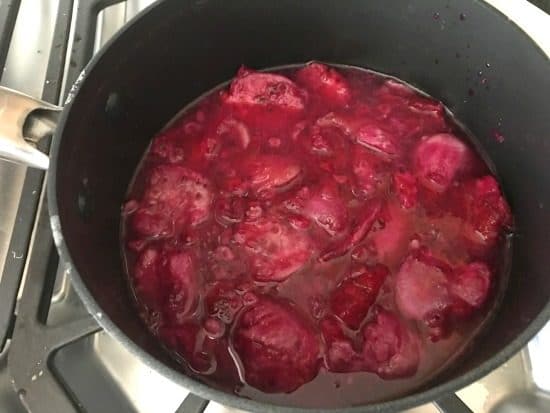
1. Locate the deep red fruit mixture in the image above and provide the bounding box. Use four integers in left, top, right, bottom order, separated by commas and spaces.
122, 63, 512, 402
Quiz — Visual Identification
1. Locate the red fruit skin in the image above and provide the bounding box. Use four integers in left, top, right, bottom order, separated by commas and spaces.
150, 132, 186, 164
455, 175, 512, 246
295, 62, 351, 106
449, 262, 492, 318
330, 264, 389, 329
320, 199, 382, 262
162, 251, 200, 324
393, 171, 418, 209
375, 79, 448, 139
321, 316, 365, 373
394, 252, 454, 341
232, 297, 321, 393
299, 181, 349, 236
133, 249, 199, 322
133, 248, 163, 310
240, 155, 302, 199
362, 309, 421, 379
395, 253, 451, 324
355, 121, 399, 158
368, 201, 411, 266
226, 68, 306, 111
149, 107, 207, 164
223, 68, 307, 133
233, 215, 313, 282
130, 165, 213, 239
413, 133, 472, 193
352, 146, 391, 199
396, 250, 493, 339
205, 280, 244, 324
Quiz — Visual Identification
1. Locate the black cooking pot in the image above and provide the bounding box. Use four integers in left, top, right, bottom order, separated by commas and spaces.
0, 0, 549, 412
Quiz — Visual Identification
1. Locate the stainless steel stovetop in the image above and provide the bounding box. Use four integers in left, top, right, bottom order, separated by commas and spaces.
0, 1, 549, 412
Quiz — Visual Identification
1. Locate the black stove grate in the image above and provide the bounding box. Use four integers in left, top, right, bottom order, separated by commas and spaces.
0, 1, 21, 72
1, 1, 117, 412
0, 0, 73, 353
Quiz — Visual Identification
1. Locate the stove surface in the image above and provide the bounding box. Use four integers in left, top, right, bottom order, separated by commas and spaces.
0, 1, 548, 413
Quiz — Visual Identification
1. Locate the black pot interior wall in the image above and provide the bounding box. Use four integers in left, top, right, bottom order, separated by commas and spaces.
54, 0, 550, 404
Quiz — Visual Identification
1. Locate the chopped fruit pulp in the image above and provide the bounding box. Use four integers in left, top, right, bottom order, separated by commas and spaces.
121, 63, 512, 407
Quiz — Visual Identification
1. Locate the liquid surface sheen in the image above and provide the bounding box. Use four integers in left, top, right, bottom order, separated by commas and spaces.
121, 63, 512, 407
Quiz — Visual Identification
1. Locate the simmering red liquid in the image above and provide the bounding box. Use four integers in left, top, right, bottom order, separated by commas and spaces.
121, 63, 512, 407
